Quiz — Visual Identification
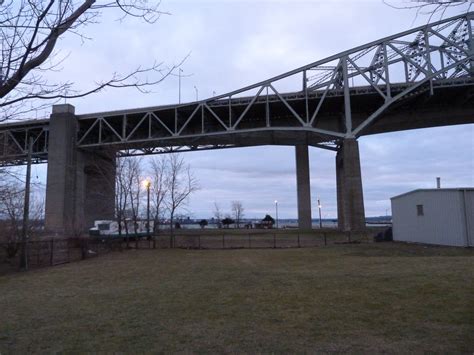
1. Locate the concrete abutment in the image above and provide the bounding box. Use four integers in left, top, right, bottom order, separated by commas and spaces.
44, 104, 115, 235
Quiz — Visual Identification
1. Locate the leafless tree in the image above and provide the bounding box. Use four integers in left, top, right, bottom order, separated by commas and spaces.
0, 180, 43, 258
0, 0, 179, 121
124, 156, 142, 235
115, 157, 130, 240
213, 202, 222, 229
164, 154, 199, 238
114, 155, 143, 246
149, 155, 168, 233
231, 200, 244, 228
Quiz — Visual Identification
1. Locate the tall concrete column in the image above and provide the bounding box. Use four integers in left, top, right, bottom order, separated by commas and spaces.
295, 145, 312, 229
44, 104, 78, 234
336, 138, 365, 231
45, 104, 115, 235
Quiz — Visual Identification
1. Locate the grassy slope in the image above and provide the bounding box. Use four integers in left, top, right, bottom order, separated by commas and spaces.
1, 243, 473, 353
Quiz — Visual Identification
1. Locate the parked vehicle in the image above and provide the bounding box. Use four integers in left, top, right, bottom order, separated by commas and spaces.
89, 220, 153, 239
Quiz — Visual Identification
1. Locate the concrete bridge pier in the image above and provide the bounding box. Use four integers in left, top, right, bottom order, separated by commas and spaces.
44, 104, 115, 235
336, 138, 365, 231
295, 145, 312, 229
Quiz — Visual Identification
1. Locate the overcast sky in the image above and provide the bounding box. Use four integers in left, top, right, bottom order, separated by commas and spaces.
28, 0, 474, 219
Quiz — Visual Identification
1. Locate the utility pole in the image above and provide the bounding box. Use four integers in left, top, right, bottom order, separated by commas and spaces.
20, 137, 33, 270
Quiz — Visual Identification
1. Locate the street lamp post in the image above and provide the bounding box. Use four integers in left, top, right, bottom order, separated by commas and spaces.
317, 198, 322, 229
274, 200, 279, 229
143, 179, 151, 237
178, 68, 183, 104
194, 85, 199, 101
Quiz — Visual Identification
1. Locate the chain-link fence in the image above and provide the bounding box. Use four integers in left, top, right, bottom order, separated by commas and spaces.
0, 237, 122, 273
128, 229, 378, 249
0, 228, 385, 274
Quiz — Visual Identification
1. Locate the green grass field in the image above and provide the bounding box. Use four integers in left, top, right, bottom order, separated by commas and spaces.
1, 243, 473, 353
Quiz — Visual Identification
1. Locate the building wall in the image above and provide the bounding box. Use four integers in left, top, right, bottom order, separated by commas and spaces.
391, 190, 473, 247
462, 190, 474, 247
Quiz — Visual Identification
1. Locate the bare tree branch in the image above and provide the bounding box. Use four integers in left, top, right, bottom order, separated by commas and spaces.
0, 0, 175, 121
384, 0, 473, 23
164, 153, 199, 236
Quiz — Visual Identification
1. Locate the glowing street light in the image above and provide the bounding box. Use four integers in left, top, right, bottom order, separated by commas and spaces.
143, 178, 152, 237
317, 197, 322, 229
274, 200, 279, 229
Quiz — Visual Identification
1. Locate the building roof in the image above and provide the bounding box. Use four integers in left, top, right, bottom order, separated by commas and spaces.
391, 188, 474, 200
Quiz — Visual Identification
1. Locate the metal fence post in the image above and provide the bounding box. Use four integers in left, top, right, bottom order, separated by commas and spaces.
67, 239, 71, 262
81, 239, 87, 260
50, 239, 54, 266
37, 242, 40, 266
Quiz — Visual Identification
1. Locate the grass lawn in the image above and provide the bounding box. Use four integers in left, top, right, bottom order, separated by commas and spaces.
1, 243, 473, 353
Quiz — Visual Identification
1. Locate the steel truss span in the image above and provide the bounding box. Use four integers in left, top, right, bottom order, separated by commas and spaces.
0, 12, 473, 165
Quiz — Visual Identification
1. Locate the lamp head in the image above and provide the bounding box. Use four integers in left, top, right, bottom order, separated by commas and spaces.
142, 179, 151, 189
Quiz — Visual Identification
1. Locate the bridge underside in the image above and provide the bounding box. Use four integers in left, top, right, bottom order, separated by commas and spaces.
74, 81, 474, 155
0, 81, 472, 163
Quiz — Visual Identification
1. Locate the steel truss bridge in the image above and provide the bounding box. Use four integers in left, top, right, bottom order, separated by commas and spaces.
0, 12, 473, 166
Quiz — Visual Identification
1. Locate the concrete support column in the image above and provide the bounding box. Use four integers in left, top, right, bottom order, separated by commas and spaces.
295, 145, 312, 229
79, 150, 116, 231
45, 104, 115, 235
336, 138, 365, 231
44, 104, 78, 234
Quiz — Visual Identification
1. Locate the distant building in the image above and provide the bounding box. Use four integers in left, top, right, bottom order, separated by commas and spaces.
391, 188, 474, 247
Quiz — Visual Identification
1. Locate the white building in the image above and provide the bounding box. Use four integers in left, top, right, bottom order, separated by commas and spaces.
391, 188, 474, 247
